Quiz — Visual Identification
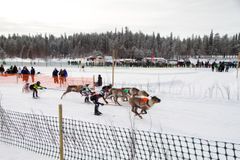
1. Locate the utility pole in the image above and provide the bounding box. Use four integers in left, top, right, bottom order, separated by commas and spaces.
237, 52, 240, 78
112, 49, 115, 86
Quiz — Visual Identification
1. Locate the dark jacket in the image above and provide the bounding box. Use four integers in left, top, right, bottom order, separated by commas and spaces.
21, 68, 30, 74
0, 65, 4, 73
97, 75, 102, 86
59, 70, 64, 77
12, 65, 18, 74
63, 69, 68, 78
30, 68, 35, 75
52, 69, 59, 77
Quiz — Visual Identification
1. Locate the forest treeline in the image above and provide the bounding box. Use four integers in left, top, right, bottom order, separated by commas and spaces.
0, 27, 240, 59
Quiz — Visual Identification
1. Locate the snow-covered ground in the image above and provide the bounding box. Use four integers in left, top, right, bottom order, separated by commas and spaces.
0, 66, 240, 159
0, 142, 54, 160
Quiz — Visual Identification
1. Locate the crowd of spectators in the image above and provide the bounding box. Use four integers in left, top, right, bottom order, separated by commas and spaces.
0, 64, 36, 82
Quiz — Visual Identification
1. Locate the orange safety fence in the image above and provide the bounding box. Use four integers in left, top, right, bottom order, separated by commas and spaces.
0, 74, 94, 89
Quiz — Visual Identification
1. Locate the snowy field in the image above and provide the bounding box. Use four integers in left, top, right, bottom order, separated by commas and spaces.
0, 143, 53, 160
0, 66, 240, 147
0, 67, 240, 160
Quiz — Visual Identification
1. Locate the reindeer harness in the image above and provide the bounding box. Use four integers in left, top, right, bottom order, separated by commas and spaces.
139, 97, 151, 110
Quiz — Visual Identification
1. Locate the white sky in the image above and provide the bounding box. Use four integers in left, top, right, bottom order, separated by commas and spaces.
0, 0, 239, 37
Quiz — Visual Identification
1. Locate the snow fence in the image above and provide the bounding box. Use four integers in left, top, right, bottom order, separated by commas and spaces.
0, 106, 240, 160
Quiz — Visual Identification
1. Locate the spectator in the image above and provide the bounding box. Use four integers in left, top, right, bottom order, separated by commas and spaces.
81, 64, 85, 71
12, 65, 18, 74
21, 66, 30, 82
97, 74, 102, 87
0, 64, 4, 74
9, 66, 13, 73
63, 69, 68, 82
52, 68, 59, 84
59, 69, 65, 86
211, 62, 216, 72
225, 63, 230, 72
30, 67, 35, 82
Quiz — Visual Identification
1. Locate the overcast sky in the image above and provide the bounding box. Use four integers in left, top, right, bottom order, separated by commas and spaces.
0, 0, 239, 38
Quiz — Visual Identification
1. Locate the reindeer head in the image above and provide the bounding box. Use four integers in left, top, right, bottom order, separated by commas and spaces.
151, 96, 161, 104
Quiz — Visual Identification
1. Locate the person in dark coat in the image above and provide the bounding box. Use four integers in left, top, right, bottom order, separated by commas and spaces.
59, 69, 64, 86
81, 65, 85, 71
12, 65, 18, 74
21, 66, 30, 82
30, 67, 35, 82
211, 62, 216, 72
63, 69, 68, 82
52, 68, 59, 84
0, 65, 4, 74
225, 63, 230, 72
97, 74, 102, 86
90, 92, 104, 115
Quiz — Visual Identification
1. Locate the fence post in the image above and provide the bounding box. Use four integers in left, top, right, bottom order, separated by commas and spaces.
93, 75, 95, 90
58, 104, 64, 160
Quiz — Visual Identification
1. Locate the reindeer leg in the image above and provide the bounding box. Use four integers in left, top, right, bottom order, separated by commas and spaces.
110, 95, 115, 101
61, 91, 70, 99
131, 105, 137, 114
140, 109, 147, 114
131, 106, 135, 113
138, 114, 143, 119
133, 106, 142, 119
102, 96, 108, 104
136, 110, 143, 119
114, 96, 121, 106
105, 93, 113, 100
79, 90, 83, 96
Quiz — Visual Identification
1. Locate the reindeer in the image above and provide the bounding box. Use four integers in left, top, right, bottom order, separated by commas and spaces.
129, 96, 161, 119
106, 88, 129, 105
60, 85, 84, 99
61, 84, 112, 104
107, 87, 149, 106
